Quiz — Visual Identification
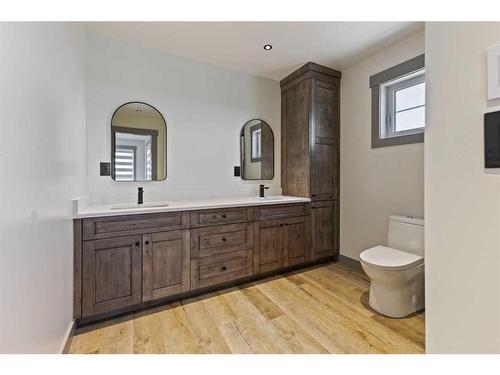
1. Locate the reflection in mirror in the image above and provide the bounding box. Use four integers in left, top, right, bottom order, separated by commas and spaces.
240, 119, 274, 180
111, 102, 167, 181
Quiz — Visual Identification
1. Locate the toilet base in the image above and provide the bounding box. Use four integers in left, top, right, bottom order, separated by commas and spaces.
368, 271, 425, 318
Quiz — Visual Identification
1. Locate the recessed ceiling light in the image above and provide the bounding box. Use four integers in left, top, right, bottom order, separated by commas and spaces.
136, 109, 142, 113
264, 44, 272, 51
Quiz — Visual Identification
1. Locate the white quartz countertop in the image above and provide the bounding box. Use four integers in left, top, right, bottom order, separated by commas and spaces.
74, 195, 311, 219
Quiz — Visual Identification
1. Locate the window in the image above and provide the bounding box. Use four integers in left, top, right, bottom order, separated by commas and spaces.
250, 125, 262, 162
112, 127, 159, 181
145, 138, 152, 181
370, 54, 425, 148
114, 145, 136, 181
383, 71, 425, 136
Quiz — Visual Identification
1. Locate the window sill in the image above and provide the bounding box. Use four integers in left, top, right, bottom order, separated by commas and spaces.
371, 132, 424, 148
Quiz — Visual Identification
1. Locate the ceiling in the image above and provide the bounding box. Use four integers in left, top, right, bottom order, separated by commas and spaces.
87, 22, 424, 81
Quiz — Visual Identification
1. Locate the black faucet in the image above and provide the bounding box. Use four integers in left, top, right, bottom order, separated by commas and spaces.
259, 184, 269, 198
138, 187, 144, 205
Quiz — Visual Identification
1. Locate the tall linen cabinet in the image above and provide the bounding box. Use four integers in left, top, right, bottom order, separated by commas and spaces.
280, 62, 341, 261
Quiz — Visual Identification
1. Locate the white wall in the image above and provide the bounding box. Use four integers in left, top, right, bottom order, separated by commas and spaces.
86, 33, 281, 205
340, 31, 425, 260
0, 23, 87, 353
425, 22, 500, 353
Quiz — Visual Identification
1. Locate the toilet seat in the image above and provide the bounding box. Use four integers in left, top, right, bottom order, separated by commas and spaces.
360, 246, 423, 271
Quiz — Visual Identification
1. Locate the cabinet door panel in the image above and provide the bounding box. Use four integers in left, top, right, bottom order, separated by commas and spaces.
311, 139, 337, 201
82, 235, 142, 317
143, 230, 190, 302
254, 219, 283, 274
281, 79, 311, 198
310, 79, 339, 202
283, 216, 310, 267
313, 80, 337, 139
311, 200, 338, 260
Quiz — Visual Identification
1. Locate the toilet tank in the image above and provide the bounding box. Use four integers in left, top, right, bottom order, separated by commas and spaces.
387, 215, 424, 257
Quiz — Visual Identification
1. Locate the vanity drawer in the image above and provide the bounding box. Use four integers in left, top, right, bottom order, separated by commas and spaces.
83, 212, 190, 240
191, 223, 253, 258
254, 203, 309, 221
190, 207, 253, 227
191, 250, 253, 290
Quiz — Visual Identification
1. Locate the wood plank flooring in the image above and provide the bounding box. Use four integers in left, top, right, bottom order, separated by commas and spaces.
68, 258, 425, 354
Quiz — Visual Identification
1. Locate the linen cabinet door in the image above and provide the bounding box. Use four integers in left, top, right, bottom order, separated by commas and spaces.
283, 216, 310, 267
254, 219, 283, 274
142, 230, 190, 302
313, 79, 337, 139
310, 79, 339, 202
311, 200, 337, 261
82, 235, 142, 317
310, 138, 337, 201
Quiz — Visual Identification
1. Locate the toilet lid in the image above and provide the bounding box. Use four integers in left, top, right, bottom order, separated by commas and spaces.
360, 246, 424, 271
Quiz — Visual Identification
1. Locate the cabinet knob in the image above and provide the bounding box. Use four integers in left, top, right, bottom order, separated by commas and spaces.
221, 266, 227, 271
135, 241, 140, 246
280, 224, 283, 227
222, 214, 227, 218
222, 238, 227, 242
145, 240, 150, 245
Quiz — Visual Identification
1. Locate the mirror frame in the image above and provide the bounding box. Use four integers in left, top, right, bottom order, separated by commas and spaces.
240, 118, 275, 181
110, 101, 167, 182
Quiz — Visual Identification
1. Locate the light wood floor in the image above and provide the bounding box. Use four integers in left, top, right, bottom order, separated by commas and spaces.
68, 258, 425, 354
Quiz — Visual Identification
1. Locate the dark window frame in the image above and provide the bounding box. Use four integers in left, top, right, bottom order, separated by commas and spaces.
370, 54, 425, 148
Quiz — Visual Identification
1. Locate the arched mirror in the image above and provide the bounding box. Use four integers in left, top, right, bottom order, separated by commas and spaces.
111, 102, 167, 181
240, 119, 274, 180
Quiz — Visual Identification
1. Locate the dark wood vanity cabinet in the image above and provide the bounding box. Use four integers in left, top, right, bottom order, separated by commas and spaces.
281, 62, 341, 260
74, 202, 322, 323
142, 230, 190, 302
311, 137, 338, 201
311, 200, 338, 260
190, 220, 254, 290
253, 204, 311, 274
81, 229, 191, 316
283, 215, 310, 267
191, 250, 254, 290
253, 216, 310, 274
254, 219, 284, 274
82, 235, 143, 317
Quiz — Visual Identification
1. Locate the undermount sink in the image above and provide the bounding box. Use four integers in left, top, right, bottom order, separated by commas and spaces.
110, 202, 170, 210
258, 196, 286, 201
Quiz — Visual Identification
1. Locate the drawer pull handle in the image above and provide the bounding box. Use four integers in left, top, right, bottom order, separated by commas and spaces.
145, 240, 150, 245
221, 266, 227, 271
135, 241, 140, 246
222, 238, 227, 242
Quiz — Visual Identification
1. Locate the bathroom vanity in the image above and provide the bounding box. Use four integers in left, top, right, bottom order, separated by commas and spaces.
73, 196, 337, 323
74, 61, 340, 324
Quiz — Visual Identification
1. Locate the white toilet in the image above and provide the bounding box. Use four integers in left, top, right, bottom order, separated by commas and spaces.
360, 215, 424, 318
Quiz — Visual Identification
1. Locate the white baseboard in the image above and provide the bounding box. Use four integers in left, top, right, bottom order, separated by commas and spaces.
59, 319, 75, 354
